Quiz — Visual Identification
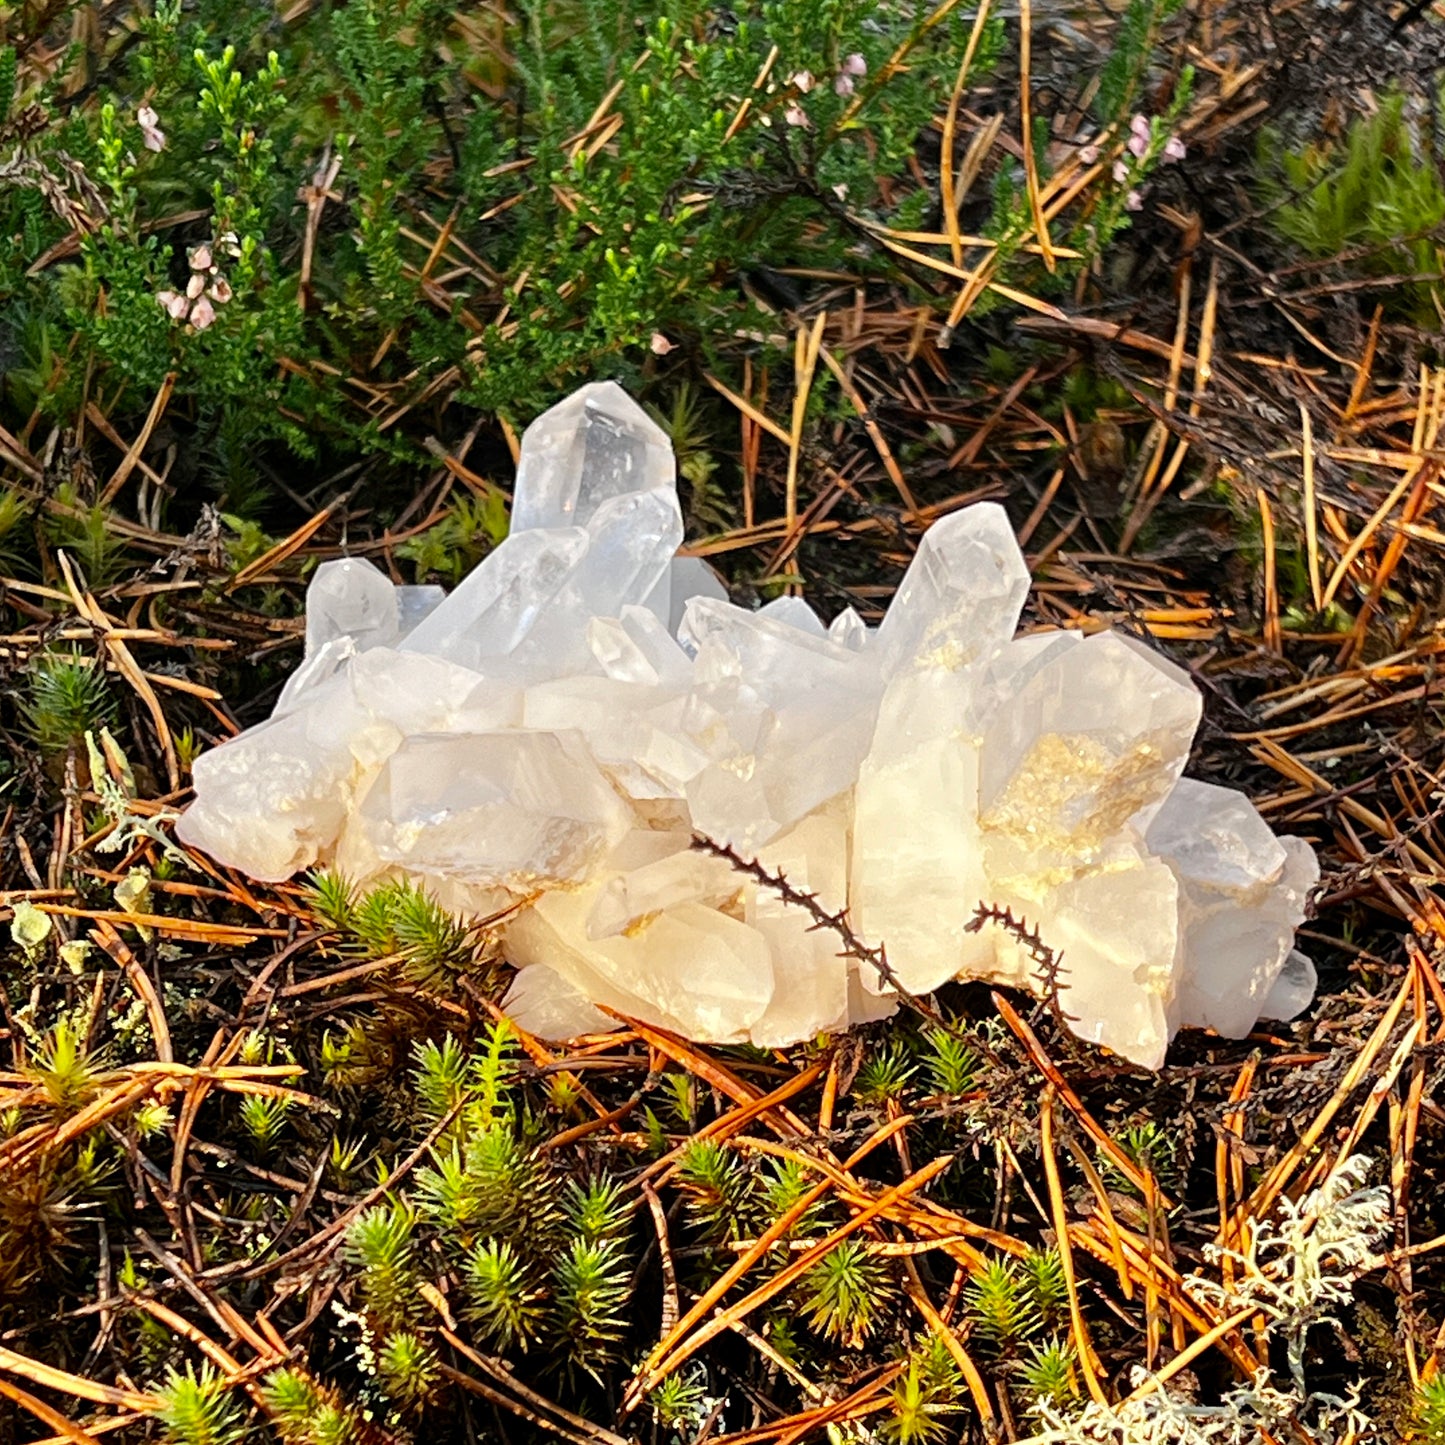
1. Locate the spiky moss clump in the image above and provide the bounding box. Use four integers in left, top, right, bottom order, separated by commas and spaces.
155, 1363, 248, 1445
335, 1020, 640, 1395
1259, 88, 1445, 324
306, 869, 498, 995
19, 651, 115, 758
1417, 1376, 1445, 1441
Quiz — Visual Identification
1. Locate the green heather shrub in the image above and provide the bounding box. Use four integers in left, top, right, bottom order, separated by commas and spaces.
0, 0, 1184, 532
1260, 89, 1445, 324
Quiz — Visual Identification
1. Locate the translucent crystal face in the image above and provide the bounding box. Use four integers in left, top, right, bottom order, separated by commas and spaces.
305, 557, 399, 656
355, 729, 633, 892
509, 380, 676, 533
876, 501, 1031, 676
978, 632, 1203, 864
178, 384, 1319, 1067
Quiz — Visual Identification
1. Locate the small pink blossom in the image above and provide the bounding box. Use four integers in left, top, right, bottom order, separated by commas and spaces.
784, 102, 809, 128
832, 182, 849, 200
137, 104, 166, 153
1078, 143, 1099, 165
208, 277, 233, 304
1130, 113, 1151, 139
1127, 129, 1149, 159
834, 72, 855, 97
1113, 159, 1129, 184
1125, 189, 1143, 212
218, 231, 242, 258
649, 332, 675, 356
841, 52, 867, 76
1162, 134, 1186, 164
186, 272, 206, 300
787, 70, 814, 93
156, 290, 188, 320
188, 296, 217, 330
189, 243, 214, 273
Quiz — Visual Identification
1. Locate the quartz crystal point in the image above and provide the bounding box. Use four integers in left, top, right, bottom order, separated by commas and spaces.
1147, 779, 1319, 1039
178, 383, 1320, 1067
305, 557, 399, 656
509, 380, 675, 533
678, 598, 882, 850
877, 502, 1031, 675
277, 558, 437, 711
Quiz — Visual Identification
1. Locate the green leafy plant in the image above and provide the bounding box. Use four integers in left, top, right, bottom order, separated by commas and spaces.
565, 1174, 634, 1243
154, 1362, 248, 1445
551, 1235, 632, 1376
921, 1025, 980, 1096
676, 1136, 755, 1240
397, 493, 510, 586
853, 1039, 917, 1105
1260, 90, 1445, 323
350, 876, 481, 991
801, 1238, 896, 1346
1017, 1338, 1078, 1410
1021, 1248, 1069, 1329
1417, 1374, 1445, 1442
1104, 1120, 1177, 1194
261, 1366, 368, 1445
465, 1236, 546, 1351
377, 1329, 441, 1411
963, 1255, 1040, 1352
0, 488, 32, 574
344, 1202, 424, 1329
650, 1367, 712, 1434
19, 652, 114, 757
886, 1333, 965, 1443
306, 869, 356, 932
27, 1019, 103, 1115
238, 1092, 292, 1153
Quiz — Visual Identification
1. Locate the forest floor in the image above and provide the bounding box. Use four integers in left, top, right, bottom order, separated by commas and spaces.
3, 0, 1445, 1441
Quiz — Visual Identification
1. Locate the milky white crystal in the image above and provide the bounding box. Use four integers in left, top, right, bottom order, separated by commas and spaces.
176, 380, 1319, 1067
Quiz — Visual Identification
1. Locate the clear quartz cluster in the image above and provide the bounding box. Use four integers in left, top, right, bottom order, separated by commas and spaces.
178, 382, 1319, 1068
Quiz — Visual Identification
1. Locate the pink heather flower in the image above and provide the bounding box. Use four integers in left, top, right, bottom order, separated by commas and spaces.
788, 70, 814, 93
1162, 134, 1186, 164
188, 296, 216, 330
1130, 112, 1151, 139
1078, 143, 1099, 165
1127, 129, 1149, 158
842, 52, 867, 76
218, 231, 242, 257
1113, 159, 1129, 184
784, 103, 809, 128
1125, 189, 1143, 212
208, 277, 233, 304
137, 104, 166, 152
834, 72, 855, 96
649, 332, 675, 356
156, 290, 188, 320
186, 272, 206, 300
189, 243, 214, 272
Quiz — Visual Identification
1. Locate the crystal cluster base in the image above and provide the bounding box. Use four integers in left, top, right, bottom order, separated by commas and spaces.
178, 382, 1318, 1067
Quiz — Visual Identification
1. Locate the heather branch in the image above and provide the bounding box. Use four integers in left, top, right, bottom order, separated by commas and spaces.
690, 833, 1005, 1067
967, 902, 1077, 1027
690, 832, 904, 999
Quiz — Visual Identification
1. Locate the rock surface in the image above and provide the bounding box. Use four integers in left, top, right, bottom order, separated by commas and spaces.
177, 381, 1319, 1067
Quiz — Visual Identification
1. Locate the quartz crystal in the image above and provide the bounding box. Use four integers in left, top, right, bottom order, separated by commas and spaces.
178, 382, 1320, 1067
